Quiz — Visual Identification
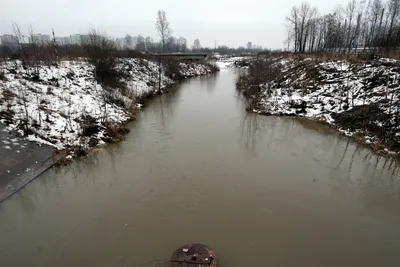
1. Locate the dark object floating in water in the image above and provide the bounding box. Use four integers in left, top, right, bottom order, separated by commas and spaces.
170, 243, 218, 267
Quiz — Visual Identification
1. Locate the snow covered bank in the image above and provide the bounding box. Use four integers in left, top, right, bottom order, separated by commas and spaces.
0, 58, 216, 156
216, 56, 249, 69
178, 62, 218, 77
237, 56, 400, 155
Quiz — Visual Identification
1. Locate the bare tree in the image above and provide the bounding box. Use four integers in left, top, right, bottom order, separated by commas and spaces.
298, 2, 316, 52
284, 0, 400, 53
12, 23, 25, 64
177, 37, 187, 52
247, 42, 253, 50
386, 0, 400, 46
193, 39, 201, 51
366, 0, 384, 48
286, 5, 300, 52
286, 2, 317, 52
124, 34, 133, 49
83, 29, 121, 90
155, 10, 172, 93
145, 36, 153, 52
28, 25, 41, 75
135, 35, 145, 51
155, 10, 172, 52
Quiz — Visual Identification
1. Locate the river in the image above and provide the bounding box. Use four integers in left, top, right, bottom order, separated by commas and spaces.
1, 69, 400, 267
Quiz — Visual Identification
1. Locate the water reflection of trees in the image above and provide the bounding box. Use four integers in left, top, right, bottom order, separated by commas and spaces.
297, 117, 400, 206
297, 118, 400, 176
199, 74, 217, 93
332, 132, 400, 206
51, 143, 124, 185
238, 112, 267, 155
153, 85, 182, 132
336, 138, 400, 178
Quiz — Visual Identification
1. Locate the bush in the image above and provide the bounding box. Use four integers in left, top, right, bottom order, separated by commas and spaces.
80, 115, 100, 137
104, 123, 130, 143
202, 61, 219, 73
163, 58, 184, 80
83, 30, 126, 88
236, 55, 281, 109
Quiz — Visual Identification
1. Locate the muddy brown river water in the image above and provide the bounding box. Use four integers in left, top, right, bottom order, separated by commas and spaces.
1, 69, 400, 267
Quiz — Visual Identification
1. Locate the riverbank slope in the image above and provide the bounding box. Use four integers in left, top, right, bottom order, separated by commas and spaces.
0, 58, 217, 158
236, 55, 400, 155
0, 58, 217, 201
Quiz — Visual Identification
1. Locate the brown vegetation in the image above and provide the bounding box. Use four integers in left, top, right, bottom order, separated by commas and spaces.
82, 30, 127, 89
236, 55, 282, 110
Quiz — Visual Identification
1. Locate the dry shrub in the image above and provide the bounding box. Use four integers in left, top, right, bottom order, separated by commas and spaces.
202, 61, 219, 73
126, 102, 138, 121
83, 30, 126, 88
52, 149, 73, 165
80, 115, 100, 137
163, 57, 183, 80
103, 123, 130, 143
52, 147, 86, 165
236, 55, 281, 110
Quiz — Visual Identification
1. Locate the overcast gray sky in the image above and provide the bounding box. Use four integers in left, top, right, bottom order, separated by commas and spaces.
1, 0, 351, 49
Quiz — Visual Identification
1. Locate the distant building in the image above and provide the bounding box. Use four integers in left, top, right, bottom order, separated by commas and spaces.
80, 35, 89, 45
55, 37, 63, 45
69, 34, 90, 45
69, 34, 81, 45
62, 36, 71, 45
52, 35, 89, 46
56, 37, 73, 46
30, 34, 51, 45
1, 34, 19, 47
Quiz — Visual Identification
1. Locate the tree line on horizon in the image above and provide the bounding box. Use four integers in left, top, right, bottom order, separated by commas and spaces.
286, 0, 400, 54
0, 10, 265, 59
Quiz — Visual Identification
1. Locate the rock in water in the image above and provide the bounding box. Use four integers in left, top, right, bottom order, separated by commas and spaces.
170, 243, 218, 267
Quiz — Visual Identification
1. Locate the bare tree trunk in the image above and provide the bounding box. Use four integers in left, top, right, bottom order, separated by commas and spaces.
386, 0, 400, 49
377, 8, 385, 50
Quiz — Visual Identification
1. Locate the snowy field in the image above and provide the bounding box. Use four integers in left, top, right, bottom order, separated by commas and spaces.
0, 59, 215, 152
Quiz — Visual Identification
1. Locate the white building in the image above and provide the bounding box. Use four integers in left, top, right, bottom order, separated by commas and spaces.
62, 36, 71, 45
69, 34, 82, 45
55, 37, 68, 46
80, 35, 89, 45
55, 37, 63, 45
30, 34, 51, 45
0, 34, 19, 47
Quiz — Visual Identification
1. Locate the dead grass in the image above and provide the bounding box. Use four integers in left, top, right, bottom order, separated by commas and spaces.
104, 123, 130, 143
52, 147, 86, 165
